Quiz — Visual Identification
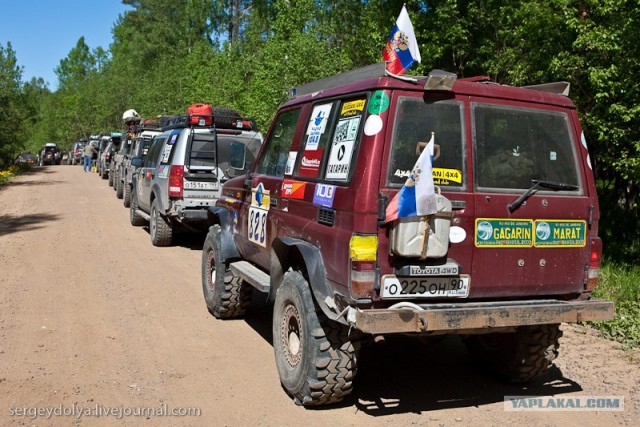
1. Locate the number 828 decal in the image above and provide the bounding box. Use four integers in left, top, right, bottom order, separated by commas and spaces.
248, 183, 270, 247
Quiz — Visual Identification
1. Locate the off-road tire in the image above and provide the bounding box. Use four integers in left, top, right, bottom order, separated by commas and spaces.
100, 166, 108, 180
123, 182, 131, 207
108, 168, 114, 186
201, 225, 252, 318
273, 269, 359, 406
115, 172, 124, 199
150, 199, 173, 246
129, 192, 146, 226
465, 324, 562, 383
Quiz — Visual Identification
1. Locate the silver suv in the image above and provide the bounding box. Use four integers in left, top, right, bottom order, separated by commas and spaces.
130, 108, 262, 246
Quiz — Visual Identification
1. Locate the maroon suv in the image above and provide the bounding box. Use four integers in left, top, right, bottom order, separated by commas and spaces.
201, 63, 614, 406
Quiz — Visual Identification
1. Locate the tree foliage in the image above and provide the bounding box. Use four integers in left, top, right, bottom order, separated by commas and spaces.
2, 0, 640, 259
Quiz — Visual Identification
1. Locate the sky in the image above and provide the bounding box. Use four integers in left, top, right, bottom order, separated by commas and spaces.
0, 0, 132, 90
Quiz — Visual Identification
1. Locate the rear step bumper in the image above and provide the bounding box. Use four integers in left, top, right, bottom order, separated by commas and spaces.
347, 298, 614, 334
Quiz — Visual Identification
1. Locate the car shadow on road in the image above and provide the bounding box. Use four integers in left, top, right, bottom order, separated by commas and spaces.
0, 213, 61, 237
2, 180, 67, 187
242, 306, 583, 413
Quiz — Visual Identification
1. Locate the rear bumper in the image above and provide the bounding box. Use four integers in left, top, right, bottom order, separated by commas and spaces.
347, 298, 614, 334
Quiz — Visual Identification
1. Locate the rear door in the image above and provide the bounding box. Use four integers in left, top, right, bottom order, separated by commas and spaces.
470, 100, 590, 298
137, 137, 165, 212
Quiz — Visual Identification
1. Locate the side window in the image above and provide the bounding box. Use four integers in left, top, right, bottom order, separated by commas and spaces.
257, 109, 301, 176
144, 138, 163, 168
295, 102, 338, 179
324, 98, 367, 182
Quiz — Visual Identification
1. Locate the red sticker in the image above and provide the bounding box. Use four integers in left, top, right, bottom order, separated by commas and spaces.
281, 180, 307, 199
298, 149, 324, 178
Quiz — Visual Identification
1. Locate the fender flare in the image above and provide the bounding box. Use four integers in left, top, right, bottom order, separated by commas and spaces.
206, 207, 240, 261
150, 185, 165, 212
272, 237, 343, 323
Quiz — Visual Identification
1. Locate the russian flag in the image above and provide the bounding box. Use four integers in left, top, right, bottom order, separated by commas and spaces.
383, 5, 422, 75
386, 133, 437, 222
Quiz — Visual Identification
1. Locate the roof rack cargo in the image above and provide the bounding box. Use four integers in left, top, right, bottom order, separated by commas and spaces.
161, 113, 259, 132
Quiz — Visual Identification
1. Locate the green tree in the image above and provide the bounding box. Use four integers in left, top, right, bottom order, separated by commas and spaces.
0, 42, 25, 165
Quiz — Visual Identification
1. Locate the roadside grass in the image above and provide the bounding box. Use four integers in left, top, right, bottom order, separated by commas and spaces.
590, 261, 640, 349
0, 163, 30, 185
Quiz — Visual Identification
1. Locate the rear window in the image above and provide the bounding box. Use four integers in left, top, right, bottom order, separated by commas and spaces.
472, 103, 581, 191
387, 97, 465, 190
188, 133, 217, 169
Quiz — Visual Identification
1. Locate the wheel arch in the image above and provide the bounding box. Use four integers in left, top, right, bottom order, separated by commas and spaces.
271, 237, 343, 324
206, 207, 240, 261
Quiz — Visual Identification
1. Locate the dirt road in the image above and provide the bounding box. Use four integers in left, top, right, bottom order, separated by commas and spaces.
0, 166, 638, 426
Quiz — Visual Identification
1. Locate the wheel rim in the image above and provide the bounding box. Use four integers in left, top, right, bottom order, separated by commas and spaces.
207, 249, 216, 294
281, 302, 303, 367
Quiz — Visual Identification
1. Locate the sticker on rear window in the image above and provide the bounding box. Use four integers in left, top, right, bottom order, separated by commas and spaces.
305, 104, 333, 151
160, 144, 173, 163
534, 220, 586, 247
326, 117, 360, 180
341, 99, 366, 117
432, 168, 463, 185
475, 219, 534, 248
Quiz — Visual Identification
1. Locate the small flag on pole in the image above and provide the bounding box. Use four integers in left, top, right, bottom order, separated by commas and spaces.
383, 5, 422, 75
386, 132, 437, 222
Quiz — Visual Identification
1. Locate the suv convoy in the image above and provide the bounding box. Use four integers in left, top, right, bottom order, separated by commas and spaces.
201, 63, 615, 406
130, 105, 263, 246
38, 143, 61, 166
105, 133, 123, 185
121, 117, 165, 207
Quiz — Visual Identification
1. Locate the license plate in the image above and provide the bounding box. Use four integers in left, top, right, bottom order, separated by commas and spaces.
381, 275, 470, 299
183, 180, 219, 190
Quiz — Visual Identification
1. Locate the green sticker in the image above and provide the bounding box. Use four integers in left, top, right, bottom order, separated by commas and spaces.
534, 220, 586, 247
475, 219, 534, 247
368, 90, 389, 115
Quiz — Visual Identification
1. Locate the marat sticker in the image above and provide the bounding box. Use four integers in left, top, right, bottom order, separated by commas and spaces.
475, 219, 534, 248
313, 184, 336, 208
368, 90, 389, 115
341, 99, 366, 117
305, 103, 333, 151
284, 151, 297, 175
298, 149, 323, 178
534, 220, 586, 248
281, 180, 306, 199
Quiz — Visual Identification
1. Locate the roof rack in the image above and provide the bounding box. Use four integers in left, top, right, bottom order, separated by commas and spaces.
523, 81, 571, 96
289, 63, 387, 99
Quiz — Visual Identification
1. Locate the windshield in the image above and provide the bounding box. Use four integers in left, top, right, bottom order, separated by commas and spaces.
387, 97, 465, 190
473, 103, 581, 191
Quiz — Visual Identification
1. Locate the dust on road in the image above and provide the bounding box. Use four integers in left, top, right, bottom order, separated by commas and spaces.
0, 166, 638, 426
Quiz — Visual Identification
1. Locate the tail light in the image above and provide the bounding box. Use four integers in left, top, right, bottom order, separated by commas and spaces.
349, 234, 377, 299
168, 165, 184, 198
586, 237, 602, 292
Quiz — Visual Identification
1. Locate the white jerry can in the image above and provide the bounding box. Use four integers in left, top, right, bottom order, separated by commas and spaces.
389, 194, 453, 259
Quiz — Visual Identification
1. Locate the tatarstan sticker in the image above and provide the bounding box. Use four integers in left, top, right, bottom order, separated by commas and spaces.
281, 180, 306, 199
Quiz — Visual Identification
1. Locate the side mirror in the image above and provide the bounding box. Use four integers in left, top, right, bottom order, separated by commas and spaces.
229, 141, 246, 170
131, 157, 143, 167
243, 162, 253, 188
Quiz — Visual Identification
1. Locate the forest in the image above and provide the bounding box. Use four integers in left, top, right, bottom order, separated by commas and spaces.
0, 0, 639, 262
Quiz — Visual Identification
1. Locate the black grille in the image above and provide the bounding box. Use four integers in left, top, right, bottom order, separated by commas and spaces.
317, 208, 335, 226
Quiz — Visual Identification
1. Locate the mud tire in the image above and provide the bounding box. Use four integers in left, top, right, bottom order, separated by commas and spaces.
465, 324, 562, 383
201, 225, 252, 318
273, 269, 359, 406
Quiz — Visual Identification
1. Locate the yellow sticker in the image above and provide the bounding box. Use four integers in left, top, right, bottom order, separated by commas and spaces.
433, 168, 463, 184
341, 99, 366, 117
